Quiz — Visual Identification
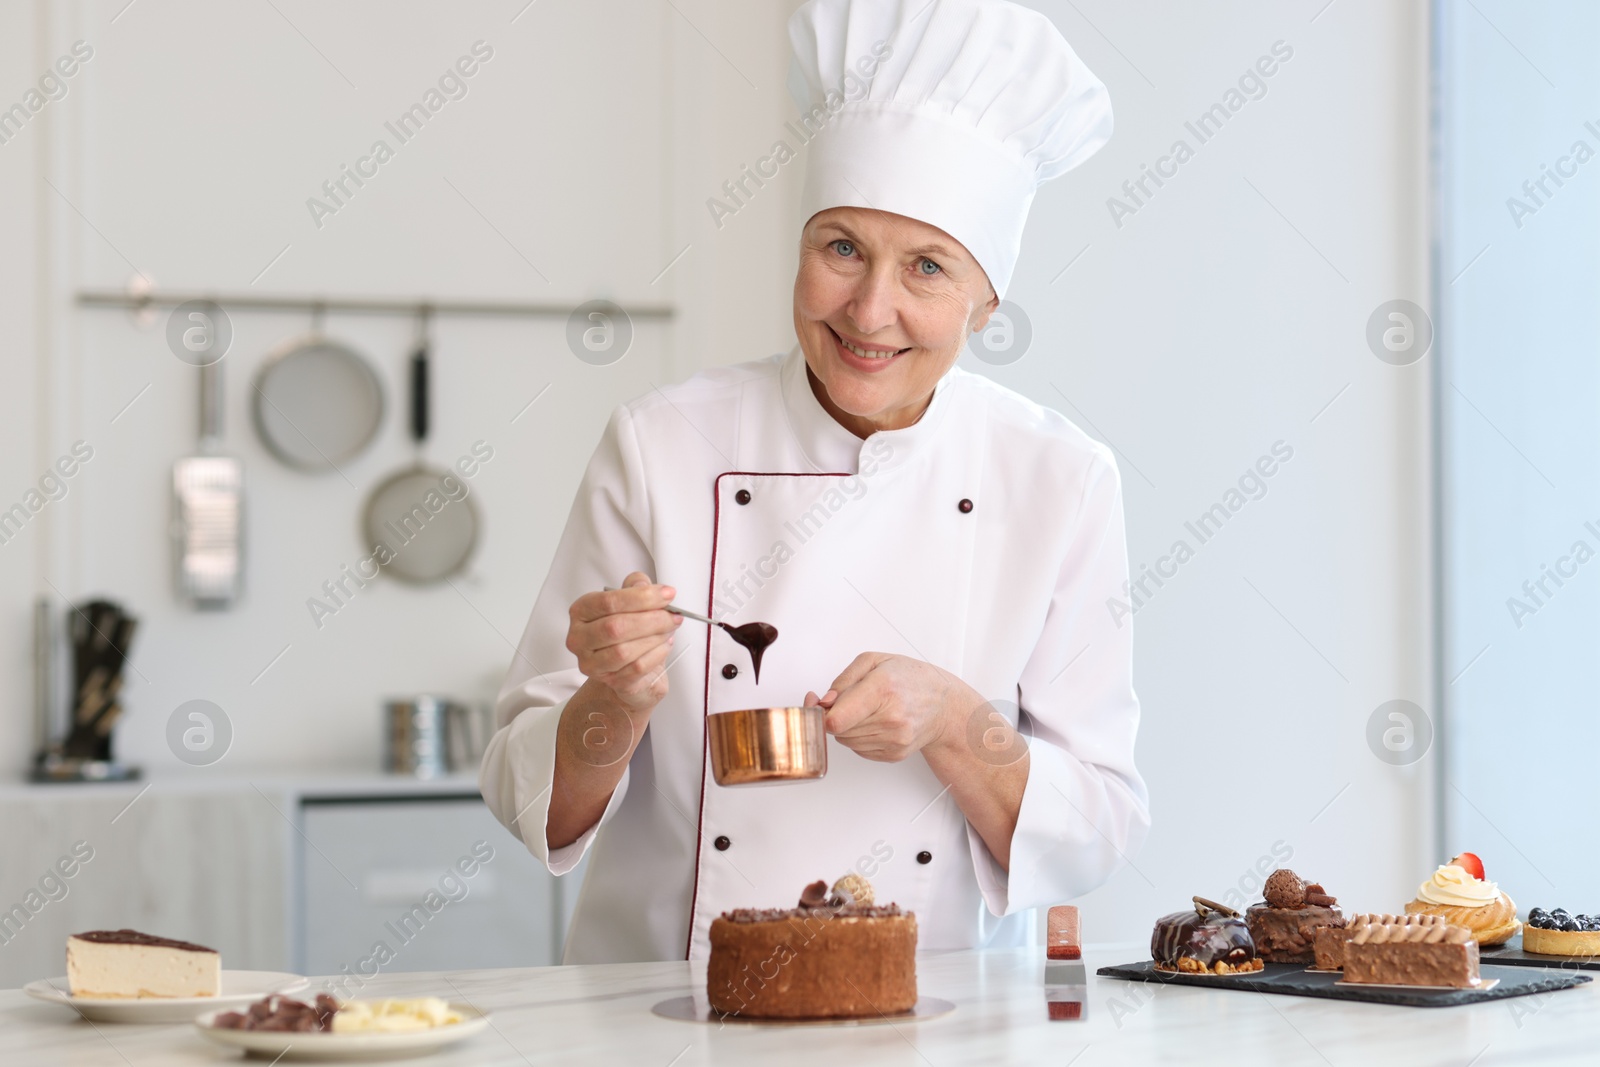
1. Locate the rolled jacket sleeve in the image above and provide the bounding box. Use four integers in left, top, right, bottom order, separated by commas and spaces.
969, 446, 1150, 917
478, 404, 654, 874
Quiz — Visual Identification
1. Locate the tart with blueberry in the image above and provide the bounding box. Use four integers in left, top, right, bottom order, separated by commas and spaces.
1522, 909, 1600, 957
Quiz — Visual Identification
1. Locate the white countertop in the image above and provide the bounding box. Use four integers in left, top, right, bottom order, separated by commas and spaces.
4, 946, 1596, 1065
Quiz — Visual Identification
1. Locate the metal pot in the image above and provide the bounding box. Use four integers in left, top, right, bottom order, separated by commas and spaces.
384, 697, 489, 778
706, 706, 827, 786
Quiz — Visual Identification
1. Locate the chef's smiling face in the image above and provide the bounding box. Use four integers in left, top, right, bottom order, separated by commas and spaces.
794, 206, 999, 438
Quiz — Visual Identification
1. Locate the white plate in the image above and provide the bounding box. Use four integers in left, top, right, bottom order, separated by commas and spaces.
25, 971, 309, 1024
193, 1004, 490, 1060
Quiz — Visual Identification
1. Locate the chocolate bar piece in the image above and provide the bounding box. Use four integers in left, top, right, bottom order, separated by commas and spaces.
1047, 905, 1081, 961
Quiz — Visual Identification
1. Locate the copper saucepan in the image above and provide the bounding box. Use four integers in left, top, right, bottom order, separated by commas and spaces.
707, 706, 827, 786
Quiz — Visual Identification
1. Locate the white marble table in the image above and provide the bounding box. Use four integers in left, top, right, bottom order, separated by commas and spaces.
3, 945, 1596, 1065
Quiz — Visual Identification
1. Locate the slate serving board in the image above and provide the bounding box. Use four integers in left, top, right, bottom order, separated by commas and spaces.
1478, 934, 1600, 971
1096, 961, 1590, 1007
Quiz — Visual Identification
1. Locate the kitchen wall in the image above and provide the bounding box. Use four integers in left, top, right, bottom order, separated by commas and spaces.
989, 0, 1434, 937
2, 0, 1431, 945
2, 0, 799, 776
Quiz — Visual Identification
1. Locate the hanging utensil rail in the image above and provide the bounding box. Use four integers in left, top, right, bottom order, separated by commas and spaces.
76, 289, 674, 320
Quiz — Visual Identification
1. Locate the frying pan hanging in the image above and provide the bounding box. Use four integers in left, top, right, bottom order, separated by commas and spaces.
251, 332, 385, 471
360, 311, 480, 584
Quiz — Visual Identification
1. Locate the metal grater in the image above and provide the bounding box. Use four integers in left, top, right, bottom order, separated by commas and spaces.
173, 359, 244, 607
174, 456, 243, 605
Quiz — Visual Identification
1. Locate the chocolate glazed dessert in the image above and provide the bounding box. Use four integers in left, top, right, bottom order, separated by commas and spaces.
1245, 869, 1346, 964
707, 877, 917, 1019
1151, 897, 1263, 975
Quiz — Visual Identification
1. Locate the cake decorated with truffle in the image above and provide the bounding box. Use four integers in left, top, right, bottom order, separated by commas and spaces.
707, 875, 917, 1019
1245, 869, 1345, 963
1150, 897, 1263, 975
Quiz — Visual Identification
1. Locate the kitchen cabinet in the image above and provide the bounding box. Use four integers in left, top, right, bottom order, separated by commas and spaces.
0, 781, 287, 990
0, 773, 575, 988
298, 796, 558, 978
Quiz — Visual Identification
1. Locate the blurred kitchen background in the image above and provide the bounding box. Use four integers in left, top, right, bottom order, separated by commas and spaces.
0, 0, 1591, 987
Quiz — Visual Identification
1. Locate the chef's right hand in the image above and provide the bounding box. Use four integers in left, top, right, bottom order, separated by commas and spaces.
567, 572, 683, 714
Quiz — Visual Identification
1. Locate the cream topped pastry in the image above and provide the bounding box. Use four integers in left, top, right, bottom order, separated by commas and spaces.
1415, 864, 1500, 908
1403, 851, 1519, 946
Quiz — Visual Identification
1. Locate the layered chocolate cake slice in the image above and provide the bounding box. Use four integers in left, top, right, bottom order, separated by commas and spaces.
1313, 923, 1351, 971
1151, 897, 1263, 975
1341, 913, 1481, 988
66, 930, 221, 998
707, 875, 917, 1019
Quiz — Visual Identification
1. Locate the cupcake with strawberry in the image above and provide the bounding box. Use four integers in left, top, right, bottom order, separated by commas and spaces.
1404, 852, 1519, 946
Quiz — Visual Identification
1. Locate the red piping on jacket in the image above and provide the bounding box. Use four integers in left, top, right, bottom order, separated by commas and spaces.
681, 470, 852, 961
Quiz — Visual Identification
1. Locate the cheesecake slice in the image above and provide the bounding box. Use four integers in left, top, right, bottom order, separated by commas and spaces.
66, 930, 221, 998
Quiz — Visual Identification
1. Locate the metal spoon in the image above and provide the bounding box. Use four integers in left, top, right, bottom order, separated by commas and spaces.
603, 586, 779, 682
603, 586, 716, 625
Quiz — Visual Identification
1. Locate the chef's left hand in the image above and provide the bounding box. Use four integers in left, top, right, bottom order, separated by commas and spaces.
805, 653, 977, 763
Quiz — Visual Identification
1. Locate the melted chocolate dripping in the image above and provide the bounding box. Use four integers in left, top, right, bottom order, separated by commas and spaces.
721, 621, 778, 683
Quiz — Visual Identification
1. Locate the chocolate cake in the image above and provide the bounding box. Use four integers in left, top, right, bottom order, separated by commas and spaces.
1244, 869, 1345, 963
1341, 913, 1481, 988
1150, 897, 1263, 975
707, 877, 917, 1019
1312, 924, 1350, 970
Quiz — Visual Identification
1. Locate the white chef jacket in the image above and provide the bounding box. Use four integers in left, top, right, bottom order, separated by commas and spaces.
480, 344, 1149, 963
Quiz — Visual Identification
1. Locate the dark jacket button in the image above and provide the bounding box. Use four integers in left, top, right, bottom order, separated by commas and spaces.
721, 663, 738, 679
917, 850, 932, 864
958, 498, 973, 513
714, 836, 731, 851
735, 489, 751, 505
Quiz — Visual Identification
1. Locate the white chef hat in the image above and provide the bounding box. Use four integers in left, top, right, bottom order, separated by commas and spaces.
787, 0, 1111, 299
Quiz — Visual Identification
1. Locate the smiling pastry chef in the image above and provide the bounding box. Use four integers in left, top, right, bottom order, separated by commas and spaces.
481, 0, 1149, 963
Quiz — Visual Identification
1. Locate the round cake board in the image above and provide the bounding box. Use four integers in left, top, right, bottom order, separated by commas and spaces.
1151, 965, 1264, 978
651, 996, 955, 1027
